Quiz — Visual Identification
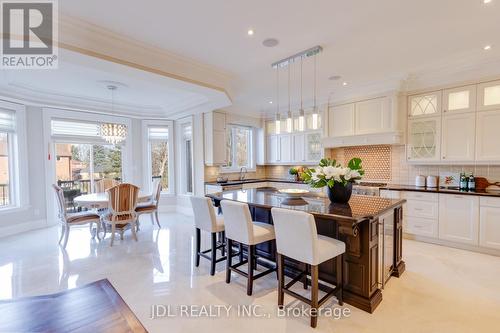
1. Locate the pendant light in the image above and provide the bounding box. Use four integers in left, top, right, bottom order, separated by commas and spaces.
275, 66, 281, 134
311, 54, 319, 130
298, 57, 305, 132
99, 85, 128, 145
286, 64, 292, 133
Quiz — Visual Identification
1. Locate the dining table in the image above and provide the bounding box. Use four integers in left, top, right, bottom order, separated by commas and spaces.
74, 192, 152, 210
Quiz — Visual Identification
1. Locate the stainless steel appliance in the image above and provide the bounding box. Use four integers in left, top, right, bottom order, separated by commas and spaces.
352, 182, 387, 196
378, 210, 395, 288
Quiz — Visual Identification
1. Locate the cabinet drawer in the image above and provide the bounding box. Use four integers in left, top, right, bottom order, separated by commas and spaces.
480, 196, 500, 208
380, 190, 401, 199
405, 200, 439, 219
403, 191, 439, 202
405, 216, 438, 238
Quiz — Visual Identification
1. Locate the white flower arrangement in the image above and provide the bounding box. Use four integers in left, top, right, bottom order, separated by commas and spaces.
303, 158, 364, 188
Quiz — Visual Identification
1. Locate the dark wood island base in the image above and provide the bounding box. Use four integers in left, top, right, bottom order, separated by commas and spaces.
208, 188, 406, 313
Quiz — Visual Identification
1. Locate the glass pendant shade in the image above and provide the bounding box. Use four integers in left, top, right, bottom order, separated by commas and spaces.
99, 122, 128, 144
298, 109, 305, 131
312, 109, 319, 130
275, 114, 281, 134
286, 111, 292, 133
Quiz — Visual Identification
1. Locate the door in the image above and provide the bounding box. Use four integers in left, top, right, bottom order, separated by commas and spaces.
441, 113, 476, 162
408, 91, 442, 118
279, 134, 292, 163
355, 97, 392, 134
476, 110, 500, 162
266, 135, 278, 163
328, 103, 355, 137
477, 80, 500, 111
407, 117, 441, 162
480, 205, 500, 250
293, 133, 305, 163
438, 194, 479, 245
305, 132, 323, 162
443, 85, 476, 114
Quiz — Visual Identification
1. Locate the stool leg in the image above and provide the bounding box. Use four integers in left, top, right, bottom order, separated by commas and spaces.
239, 243, 244, 262
226, 239, 233, 283
247, 245, 255, 296
220, 231, 226, 257
277, 253, 285, 308
252, 245, 257, 270
303, 263, 309, 289
310, 265, 319, 328
336, 254, 344, 306
210, 232, 217, 276
195, 228, 201, 267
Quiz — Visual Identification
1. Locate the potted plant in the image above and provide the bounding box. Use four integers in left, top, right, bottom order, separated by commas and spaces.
302, 158, 364, 203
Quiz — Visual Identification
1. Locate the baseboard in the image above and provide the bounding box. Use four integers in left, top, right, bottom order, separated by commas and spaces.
0, 219, 47, 238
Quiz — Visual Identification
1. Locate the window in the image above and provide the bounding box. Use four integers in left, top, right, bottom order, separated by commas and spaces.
224, 125, 254, 171
0, 109, 15, 208
181, 123, 193, 194
148, 127, 169, 192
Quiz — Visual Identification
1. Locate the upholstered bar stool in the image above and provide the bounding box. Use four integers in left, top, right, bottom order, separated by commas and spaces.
271, 207, 345, 328
220, 200, 276, 296
190, 196, 226, 276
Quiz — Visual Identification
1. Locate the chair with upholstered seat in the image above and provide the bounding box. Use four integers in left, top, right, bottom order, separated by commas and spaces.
135, 179, 162, 228
271, 207, 345, 328
94, 179, 120, 193
221, 200, 276, 295
190, 196, 227, 276
101, 183, 140, 246
53, 184, 101, 248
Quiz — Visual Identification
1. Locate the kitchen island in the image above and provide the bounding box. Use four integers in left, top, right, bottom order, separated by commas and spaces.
207, 187, 406, 313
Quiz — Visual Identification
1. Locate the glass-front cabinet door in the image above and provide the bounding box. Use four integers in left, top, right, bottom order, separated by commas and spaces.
478, 80, 500, 111
305, 132, 323, 162
443, 85, 476, 114
407, 117, 441, 162
408, 91, 442, 118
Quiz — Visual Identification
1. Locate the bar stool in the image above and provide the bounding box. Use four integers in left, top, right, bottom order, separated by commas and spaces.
220, 200, 276, 296
271, 207, 345, 328
190, 196, 226, 276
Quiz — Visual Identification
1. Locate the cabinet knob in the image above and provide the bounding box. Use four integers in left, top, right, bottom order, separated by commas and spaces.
442, 156, 446, 159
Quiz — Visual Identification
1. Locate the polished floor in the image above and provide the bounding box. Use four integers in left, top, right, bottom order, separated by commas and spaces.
0, 212, 499, 332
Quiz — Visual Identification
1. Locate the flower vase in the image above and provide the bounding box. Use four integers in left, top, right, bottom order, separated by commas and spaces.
327, 182, 353, 204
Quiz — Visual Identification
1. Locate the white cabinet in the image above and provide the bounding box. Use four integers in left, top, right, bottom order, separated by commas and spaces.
443, 85, 476, 114
408, 91, 442, 118
479, 205, 500, 250
278, 134, 292, 163
476, 110, 500, 162
354, 97, 392, 134
407, 117, 441, 162
438, 194, 479, 245
305, 132, 323, 162
477, 80, 500, 111
266, 135, 278, 163
204, 111, 227, 165
441, 113, 476, 162
328, 103, 355, 137
405, 216, 439, 238
293, 133, 306, 162
402, 191, 439, 238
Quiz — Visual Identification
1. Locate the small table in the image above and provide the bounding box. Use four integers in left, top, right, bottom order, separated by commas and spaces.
74, 192, 152, 210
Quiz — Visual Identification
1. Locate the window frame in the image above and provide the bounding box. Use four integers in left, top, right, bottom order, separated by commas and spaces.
220, 124, 256, 173
142, 120, 174, 196
175, 116, 194, 196
0, 101, 28, 214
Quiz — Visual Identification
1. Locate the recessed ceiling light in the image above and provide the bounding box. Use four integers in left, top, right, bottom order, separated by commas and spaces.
483, 0, 492, 4
484, 45, 492, 50
329, 75, 342, 81
269, 101, 273, 104
262, 38, 279, 47
247, 29, 254, 36
342, 82, 348, 86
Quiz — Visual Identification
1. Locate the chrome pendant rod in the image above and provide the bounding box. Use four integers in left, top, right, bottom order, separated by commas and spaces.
271, 45, 323, 69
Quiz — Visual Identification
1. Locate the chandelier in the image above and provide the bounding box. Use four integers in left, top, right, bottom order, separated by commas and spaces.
99, 85, 127, 144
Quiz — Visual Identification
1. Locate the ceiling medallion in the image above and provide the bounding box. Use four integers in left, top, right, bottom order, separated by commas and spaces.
99, 85, 127, 145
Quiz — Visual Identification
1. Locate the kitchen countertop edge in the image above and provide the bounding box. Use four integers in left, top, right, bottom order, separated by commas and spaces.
382, 184, 500, 197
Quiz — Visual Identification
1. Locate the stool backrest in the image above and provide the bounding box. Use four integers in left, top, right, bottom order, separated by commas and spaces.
271, 207, 318, 264
220, 200, 253, 244
190, 196, 218, 232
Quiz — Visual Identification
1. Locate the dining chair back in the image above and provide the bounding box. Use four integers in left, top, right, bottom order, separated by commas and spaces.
95, 179, 120, 193
53, 184, 67, 221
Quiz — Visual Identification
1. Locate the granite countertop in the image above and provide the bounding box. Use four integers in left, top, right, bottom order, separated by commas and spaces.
382, 184, 500, 197
207, 188, 406, 223
205, 178, 306, 186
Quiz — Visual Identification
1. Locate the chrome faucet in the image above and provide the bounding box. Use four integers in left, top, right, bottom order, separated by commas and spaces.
239, 167, 247, 181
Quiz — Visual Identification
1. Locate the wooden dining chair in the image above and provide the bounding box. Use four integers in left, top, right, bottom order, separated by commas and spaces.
101, 183, 140, 246
94, 179, 120, 193
135, 180, 162, 228
52, 184, 101, 248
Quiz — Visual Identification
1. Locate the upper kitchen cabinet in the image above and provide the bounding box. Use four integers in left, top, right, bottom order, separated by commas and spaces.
354, 97, 392, 134
441, 113, 476, 162
408, 91, 442, 118
292, 133, 306, 163
278, 134, 292, 163
443, 85, 476, 114
204, 111, 227, 166
305, 132, 323, 162
477, 80, 500, 111
328, 103, 355, 137
407, 117, 441, 162
476, 110, 500, 162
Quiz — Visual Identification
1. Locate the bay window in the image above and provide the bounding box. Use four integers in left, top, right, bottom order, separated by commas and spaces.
143, 121, 174, 194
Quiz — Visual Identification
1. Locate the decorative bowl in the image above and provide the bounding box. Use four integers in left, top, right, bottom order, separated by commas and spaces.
278, 188, 309, 198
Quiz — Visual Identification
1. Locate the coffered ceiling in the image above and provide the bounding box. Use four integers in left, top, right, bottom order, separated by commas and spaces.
20, 1, 500, 117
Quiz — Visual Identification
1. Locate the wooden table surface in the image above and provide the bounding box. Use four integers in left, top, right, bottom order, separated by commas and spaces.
0, 279, 148, 333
